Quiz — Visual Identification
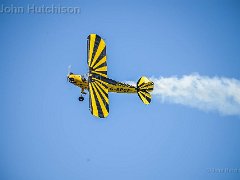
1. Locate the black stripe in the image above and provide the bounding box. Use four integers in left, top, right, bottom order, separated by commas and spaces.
87, 34, 91, 40
95, 81, 108, 99
94, 83, 109, 112
102, 77, 118, 85
89, 84, 93, 113
138, 82, 146, 88
137, 93, 144, 103
90, 72, 107, 81
93, 60, 107, 71
90, 70, 107, 75
137, 78, 142, 87
91, 74, 108, 86
92, 46, 106, 68
95, 70, 107, 75
91, 35, 101, 67
140, 82, 150, 88
141, 92, 151, 103
94, 78, 109, 90
92, 83, 104, 118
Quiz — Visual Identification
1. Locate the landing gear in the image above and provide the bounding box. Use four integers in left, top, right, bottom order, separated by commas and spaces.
78, 88, 86, 102
79, 96, 84, 101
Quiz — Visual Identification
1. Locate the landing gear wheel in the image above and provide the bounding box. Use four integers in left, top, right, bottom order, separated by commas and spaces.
79, 96, 84, 101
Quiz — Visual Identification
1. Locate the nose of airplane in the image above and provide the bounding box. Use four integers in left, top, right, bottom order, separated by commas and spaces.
70, 79, 74, 83
68, 77, 74, 83
67, 73, 74, 83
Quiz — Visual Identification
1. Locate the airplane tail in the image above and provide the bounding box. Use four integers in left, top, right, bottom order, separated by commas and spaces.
137, 76, 154, 104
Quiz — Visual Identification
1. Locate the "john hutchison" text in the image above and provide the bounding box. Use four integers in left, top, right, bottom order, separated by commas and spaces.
0, 4, 81, 14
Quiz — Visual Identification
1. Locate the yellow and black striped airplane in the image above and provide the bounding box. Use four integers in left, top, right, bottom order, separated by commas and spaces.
67, 34, 154, 118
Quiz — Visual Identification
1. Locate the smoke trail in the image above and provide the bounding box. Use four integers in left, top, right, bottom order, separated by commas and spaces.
128, 74, 240, 116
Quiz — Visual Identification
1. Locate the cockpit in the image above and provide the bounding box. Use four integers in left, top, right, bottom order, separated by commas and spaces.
68, 73, 89, 84
80, 74, 88, 82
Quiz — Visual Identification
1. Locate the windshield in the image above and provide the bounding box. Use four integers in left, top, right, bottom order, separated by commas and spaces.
81, 74, 88, 81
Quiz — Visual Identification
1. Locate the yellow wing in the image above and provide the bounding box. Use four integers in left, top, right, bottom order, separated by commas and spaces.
87, 34, 109, 118
87, 34, 107, 78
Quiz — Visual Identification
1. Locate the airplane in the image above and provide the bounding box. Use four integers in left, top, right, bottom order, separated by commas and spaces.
67, 34, 154, 118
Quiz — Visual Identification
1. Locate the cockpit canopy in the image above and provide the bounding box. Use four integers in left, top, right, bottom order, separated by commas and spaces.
80, 74, 88, 82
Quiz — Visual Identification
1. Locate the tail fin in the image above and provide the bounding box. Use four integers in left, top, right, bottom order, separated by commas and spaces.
137, 76, 154, 104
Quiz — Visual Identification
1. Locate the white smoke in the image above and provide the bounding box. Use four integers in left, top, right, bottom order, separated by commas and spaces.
127, 74, 240, 116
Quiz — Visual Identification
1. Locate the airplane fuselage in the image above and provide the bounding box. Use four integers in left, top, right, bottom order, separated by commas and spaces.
68, 74, 137, 93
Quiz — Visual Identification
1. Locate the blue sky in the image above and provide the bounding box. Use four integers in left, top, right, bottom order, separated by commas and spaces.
1, 0, 240, 180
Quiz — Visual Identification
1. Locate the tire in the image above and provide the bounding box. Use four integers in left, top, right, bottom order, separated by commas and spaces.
79, 96, 84, 101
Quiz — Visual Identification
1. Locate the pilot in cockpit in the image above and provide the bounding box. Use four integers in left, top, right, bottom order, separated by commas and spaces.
81, 74, 88, 82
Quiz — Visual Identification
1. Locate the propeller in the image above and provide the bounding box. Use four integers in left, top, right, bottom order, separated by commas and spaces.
67, 65, 71, 82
